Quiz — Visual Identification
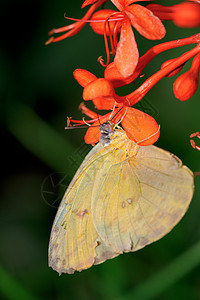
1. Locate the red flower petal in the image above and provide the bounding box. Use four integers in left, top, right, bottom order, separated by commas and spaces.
81, 0, 98, 9
124, 0, 136, 5
189, 0, 200, 3
93, 97, 117, 110
114, 21, 139, 78
85, 123, 101, 144
83, 78, 115, 100
121, 107, 160, 145
125, 4, 166, 40
73, 69, 97, 87
104, 62, 133, 87
110, 0, 125, 11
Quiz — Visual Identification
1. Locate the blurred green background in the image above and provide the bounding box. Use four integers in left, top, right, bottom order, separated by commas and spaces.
1, 0, 200, 299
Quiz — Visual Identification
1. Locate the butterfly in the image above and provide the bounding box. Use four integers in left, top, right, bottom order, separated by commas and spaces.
49, 122, 194, 274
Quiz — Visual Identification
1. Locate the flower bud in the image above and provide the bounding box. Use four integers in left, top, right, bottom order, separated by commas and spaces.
173, 53, 200, 101
89, 9, 118, 35
147, 1, 200, 28
173, 2, 200, 28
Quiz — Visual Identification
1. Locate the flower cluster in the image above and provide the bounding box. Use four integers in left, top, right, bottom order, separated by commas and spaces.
47, 0, 200, 147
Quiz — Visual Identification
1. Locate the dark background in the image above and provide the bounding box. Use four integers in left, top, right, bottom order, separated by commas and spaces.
1, 0, 200, 299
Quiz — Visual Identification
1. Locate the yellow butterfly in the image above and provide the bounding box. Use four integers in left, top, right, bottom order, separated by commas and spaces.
49, 123, 194, 274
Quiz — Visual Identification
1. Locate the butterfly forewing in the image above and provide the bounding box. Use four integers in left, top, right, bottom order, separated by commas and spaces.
49, 143, 120, 274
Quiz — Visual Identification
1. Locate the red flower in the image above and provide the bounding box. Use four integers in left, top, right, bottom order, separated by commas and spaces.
70, 103, 160, 146
74, 42, 200, 109
92, 0, 166, 78
104, 34, 200, 87
73, 69, 118, 109
46, 0, 165, 79
46, 0, 200, 148
71, 68, 160, 145
126, 44, 200, 106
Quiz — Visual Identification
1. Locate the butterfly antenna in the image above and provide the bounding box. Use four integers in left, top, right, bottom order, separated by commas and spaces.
108, 101, 117, 120
64, 124, 90, 130
118, 97, 130, 124
114, 106, 128, 127
136, 125, 160, 145
64, 123, 100, 129
111, 97, 130, 126
94, 106, 102, 125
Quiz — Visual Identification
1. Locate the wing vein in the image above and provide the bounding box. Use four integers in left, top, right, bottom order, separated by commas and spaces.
127, 160, 167, 236
115, 164, 124, 250
133, 158, 186, 180
122, 162, 140, 247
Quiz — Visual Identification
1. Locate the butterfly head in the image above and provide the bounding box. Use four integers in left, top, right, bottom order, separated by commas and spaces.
99, 122, 115, 146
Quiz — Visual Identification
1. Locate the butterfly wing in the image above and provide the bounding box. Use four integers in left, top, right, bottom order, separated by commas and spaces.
91, 144, 194, 253
49, 144, 119, 274
49, 129, 194, 273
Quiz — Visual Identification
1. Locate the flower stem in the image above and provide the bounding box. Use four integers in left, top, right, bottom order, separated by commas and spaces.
128, 43, 200, 105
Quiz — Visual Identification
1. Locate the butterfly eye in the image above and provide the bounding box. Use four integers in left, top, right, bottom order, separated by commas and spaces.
99, 123, 113, 136
99, 122, 113, 133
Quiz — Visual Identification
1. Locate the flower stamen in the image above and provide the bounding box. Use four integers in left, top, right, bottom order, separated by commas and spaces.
46, 0, 106, 44
97, 11, 125, 68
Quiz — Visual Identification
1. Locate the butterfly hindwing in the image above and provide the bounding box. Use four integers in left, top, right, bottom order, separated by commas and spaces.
91, 142, 194, 253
